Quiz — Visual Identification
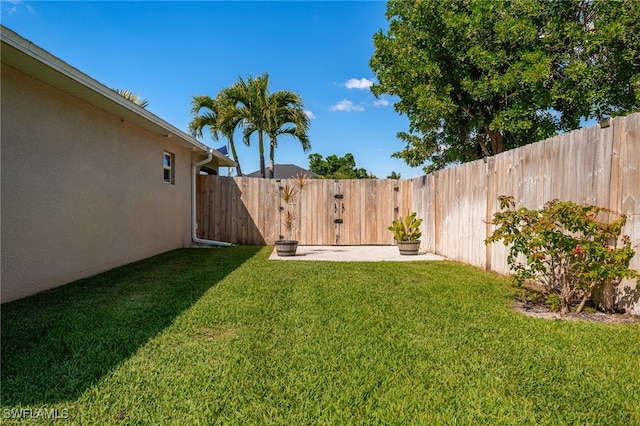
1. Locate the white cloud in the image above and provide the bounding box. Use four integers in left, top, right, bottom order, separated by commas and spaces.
3, 0, 32, 15
330, 99, 365, 112
373, 98, 389, 107
344, 78, 374, 90
304, 109, 316, 119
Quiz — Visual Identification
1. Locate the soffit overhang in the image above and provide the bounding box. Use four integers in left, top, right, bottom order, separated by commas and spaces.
1, 25, 236, 168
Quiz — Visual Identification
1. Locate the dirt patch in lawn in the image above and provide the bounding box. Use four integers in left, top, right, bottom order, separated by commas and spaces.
514, 298, 640, 324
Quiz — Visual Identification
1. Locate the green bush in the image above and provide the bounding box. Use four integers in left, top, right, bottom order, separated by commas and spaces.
486, 196, 638, 315
545, 293, 561, 312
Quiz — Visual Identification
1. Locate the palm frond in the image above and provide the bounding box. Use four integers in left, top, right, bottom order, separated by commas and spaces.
112, 88, 149, 108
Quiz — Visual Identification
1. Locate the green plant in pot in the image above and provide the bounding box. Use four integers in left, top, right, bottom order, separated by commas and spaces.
275, 174, 307, 256
389, 212, 423, 255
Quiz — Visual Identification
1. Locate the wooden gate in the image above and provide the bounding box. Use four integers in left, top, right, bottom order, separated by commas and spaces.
301, 178, 413, 246
196, 176, 413, 246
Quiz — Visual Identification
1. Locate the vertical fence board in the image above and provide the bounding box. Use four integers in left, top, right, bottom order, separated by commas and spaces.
412, 174, 435, 253
361, 179, 369, 244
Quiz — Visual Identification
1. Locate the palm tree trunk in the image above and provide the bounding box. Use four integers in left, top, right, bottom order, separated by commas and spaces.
258, 131, 266, 178
269, 136, 276, 179
229, 137, 242, 176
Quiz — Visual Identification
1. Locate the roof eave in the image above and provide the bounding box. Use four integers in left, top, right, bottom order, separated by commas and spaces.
0, 25, 211, 154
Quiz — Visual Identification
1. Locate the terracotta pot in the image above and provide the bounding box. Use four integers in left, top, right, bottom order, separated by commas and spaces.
397, 240, 421, 255
275, 240, 298, 257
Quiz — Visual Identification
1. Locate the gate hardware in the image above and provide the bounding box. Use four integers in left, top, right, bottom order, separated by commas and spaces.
334, 219, 343, 224
334, 194, 343, 199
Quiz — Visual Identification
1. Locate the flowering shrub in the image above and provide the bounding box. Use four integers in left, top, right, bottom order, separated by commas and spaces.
486, 196, 638, 315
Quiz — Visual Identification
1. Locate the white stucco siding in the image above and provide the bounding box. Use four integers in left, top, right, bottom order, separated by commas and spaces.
1, 64, 195, 302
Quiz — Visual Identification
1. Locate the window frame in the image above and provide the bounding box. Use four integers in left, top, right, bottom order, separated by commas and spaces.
163, 151, 175, 184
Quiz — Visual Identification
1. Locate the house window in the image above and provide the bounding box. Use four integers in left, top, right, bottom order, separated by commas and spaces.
163, 152, 175, 184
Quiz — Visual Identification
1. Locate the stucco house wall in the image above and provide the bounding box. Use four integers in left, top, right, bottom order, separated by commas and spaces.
1, 26, 235, 303
1, 64, 188, 302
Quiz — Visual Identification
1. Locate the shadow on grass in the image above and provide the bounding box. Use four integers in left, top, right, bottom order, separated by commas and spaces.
0, 246, 262, 406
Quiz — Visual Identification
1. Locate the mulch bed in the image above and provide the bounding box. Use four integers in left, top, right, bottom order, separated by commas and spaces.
514, 297, 640, 324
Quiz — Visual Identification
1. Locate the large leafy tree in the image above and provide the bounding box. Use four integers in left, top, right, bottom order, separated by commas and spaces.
370, 0, 640, 172
308, 153, 375, 179
189, 94, 245, 176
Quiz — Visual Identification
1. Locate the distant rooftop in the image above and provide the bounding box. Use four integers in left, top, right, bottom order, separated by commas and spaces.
245, 164, 320, 179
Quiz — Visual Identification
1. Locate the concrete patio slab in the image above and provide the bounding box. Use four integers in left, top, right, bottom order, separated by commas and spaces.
269, 245, 447, 262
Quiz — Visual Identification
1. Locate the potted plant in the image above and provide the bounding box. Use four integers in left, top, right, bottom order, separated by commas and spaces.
389, 211, 423, 255
275, 175, 307, 256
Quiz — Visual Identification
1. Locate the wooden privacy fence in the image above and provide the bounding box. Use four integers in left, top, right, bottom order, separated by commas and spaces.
412, 113, 639, 282
197, 113, 638, 280
196, 176, 412, 246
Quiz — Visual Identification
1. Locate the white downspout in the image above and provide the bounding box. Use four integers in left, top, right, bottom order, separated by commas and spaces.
192, 149, 234, 247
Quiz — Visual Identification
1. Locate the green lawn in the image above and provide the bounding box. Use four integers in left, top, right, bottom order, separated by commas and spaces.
1, 247, 638, 425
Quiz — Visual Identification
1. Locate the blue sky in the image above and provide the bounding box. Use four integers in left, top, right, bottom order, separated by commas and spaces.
2, 0, 427, 178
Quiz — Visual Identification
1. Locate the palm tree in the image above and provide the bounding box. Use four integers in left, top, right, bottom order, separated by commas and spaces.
234, 75, 311, 178
111, 88, 149, 108
224, 74, 270, 178
263, 90, 311, 179
189, 94, 245, 176
201, 73, 311, 178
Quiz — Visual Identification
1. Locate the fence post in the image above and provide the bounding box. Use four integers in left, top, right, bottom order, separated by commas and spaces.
485, 156, 496, 271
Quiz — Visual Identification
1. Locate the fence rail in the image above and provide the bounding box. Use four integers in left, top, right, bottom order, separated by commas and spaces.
197, 113, 639, 283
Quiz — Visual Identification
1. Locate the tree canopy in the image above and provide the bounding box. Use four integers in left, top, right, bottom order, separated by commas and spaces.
189, 94, 245, 175
308, 153, 375, 179
251, 81, 311, 179
370, 0, 640, 172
